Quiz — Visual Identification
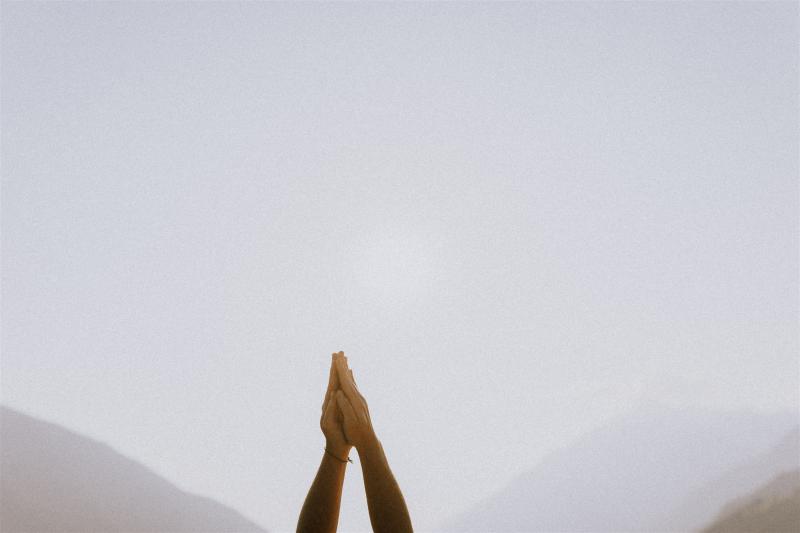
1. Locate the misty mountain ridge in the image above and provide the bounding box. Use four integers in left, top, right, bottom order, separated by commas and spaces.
661, 425, 799, 531
0, 406, 266, 533
701, 468, 800, 533
441, 404, 798, 532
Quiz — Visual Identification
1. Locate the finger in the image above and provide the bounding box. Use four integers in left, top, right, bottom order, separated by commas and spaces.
335, 354, 363, 407
326, 353, 339, 396
348, 369, 364, 399
348, 370, 371, 419
323, 353, 343, 412
336, 390, 357, 423
322, 390, 335, 422
349, 369, 368, 405
321, 389, 331, 412
339, 364, 368, 417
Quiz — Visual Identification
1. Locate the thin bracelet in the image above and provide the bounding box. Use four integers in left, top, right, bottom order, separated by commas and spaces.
325, 447, 353, 464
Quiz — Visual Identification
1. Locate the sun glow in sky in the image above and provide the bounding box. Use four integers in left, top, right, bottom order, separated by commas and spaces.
351, 227, 442, 304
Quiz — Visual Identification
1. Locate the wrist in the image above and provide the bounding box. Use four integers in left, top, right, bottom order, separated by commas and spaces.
355, 433, 381, 455
323, 446, 352, 465
324, 439, 352, 459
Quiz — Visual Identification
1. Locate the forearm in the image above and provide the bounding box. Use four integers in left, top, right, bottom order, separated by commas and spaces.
357, 438, 413, 533
296, 452, 348, 533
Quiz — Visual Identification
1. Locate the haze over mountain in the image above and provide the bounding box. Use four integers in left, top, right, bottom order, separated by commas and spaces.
441, 405, 797, 532
0, 406, 265, 532
701, 469, 800, 533
661, 426, 799, 532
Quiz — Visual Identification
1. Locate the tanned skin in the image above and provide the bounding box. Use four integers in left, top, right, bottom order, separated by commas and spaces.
297, 352, 413, 533
297, 353, 352, 533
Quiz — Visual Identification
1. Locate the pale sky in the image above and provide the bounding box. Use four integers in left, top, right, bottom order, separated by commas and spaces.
2, 2, 798, 531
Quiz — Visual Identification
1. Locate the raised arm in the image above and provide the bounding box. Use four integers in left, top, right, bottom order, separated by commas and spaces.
335, 355, 413, 533
297, 353, 353, 533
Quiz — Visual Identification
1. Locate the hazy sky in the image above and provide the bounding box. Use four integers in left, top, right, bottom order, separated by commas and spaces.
2, 2, 797, 531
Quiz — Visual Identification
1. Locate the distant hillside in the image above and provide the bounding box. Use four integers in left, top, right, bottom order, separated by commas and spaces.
440, 405, 797, 532
659, 426, 799, 532
701, 469, 800, 533
0, 406, 265, 532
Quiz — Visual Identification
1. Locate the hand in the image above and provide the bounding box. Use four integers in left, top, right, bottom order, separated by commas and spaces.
334, 354, 378, 451
320, 352, 351, 460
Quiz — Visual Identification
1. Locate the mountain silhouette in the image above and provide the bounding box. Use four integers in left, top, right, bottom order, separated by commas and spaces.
0, 406, 265, 532
440, 405, 797, 532
701, 469, 800, 533
660, 426, 799, 531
